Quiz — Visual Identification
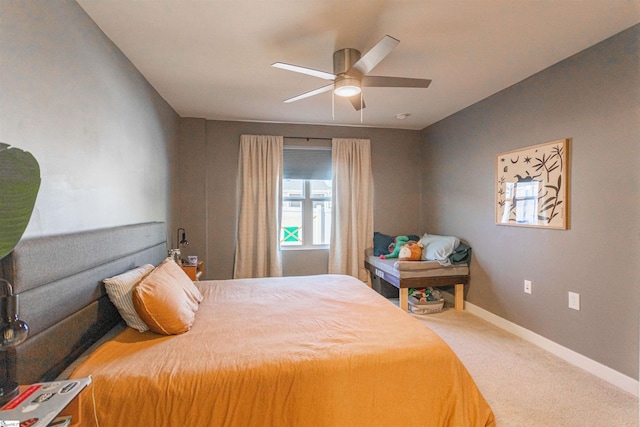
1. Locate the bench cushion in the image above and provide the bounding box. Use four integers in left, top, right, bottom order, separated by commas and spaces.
366, 254, 469, 279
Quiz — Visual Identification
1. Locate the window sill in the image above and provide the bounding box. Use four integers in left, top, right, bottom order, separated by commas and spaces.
280, 246, 329, 251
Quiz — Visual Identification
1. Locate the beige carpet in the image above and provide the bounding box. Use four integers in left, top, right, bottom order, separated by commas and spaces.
392, 300, 638, 426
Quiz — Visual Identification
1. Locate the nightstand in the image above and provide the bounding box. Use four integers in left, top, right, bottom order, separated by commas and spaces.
181, 261, 204, 280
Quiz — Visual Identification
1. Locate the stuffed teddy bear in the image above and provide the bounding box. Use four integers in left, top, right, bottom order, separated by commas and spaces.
380, 236, 410, 259
399, 240, 423, 261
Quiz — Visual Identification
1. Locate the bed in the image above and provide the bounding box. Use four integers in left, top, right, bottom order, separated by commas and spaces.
1, 223, 494, 427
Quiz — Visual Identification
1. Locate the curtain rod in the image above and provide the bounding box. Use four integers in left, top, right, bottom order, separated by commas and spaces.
283, 136, 332, 141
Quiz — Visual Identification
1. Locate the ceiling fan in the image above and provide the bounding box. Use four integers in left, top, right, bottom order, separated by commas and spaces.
272, 35, 431, 111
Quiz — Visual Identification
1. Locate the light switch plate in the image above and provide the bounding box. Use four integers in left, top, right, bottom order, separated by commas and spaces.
568, 292, 580, 310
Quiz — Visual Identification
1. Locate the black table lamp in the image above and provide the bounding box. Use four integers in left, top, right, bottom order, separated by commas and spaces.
177, 227, 189, 248
0, 279, 28, 405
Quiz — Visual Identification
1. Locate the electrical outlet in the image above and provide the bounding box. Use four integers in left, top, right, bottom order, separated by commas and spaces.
524, 280, 532, 294
568, 292, 580, 310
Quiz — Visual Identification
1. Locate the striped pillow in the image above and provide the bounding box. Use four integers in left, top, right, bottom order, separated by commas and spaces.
104, 264, 155, 332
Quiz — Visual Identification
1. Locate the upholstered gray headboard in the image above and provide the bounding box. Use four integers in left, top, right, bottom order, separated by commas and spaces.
0, 222, 167, 384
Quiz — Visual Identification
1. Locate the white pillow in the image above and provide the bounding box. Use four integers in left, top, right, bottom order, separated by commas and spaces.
104, 264, 155, 332
419, 233, 460, 266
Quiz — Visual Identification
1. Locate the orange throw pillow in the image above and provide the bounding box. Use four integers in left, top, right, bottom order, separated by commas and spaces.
156, 258, 204, 305
132, 258, 200, 335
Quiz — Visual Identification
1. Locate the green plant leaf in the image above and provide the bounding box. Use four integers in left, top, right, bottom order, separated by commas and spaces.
0, 143, 41, 260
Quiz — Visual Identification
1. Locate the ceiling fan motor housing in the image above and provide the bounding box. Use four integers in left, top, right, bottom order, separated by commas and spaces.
333, 48, 362, 78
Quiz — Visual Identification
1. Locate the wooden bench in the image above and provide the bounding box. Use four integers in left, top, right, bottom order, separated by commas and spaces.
364, 256, 469, 312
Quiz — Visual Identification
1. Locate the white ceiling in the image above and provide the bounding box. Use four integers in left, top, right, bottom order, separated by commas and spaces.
77, 0, 640, 130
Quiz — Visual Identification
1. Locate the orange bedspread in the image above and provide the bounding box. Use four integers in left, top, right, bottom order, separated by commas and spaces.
71, 274, 494, 426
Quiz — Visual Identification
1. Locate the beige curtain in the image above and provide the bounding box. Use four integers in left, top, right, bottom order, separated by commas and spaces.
328, 138, 374, 282
233, 135, 283, 278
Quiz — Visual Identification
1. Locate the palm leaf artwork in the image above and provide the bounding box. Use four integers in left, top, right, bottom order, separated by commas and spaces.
0, 143, 41, 260
496, 139, 569, 229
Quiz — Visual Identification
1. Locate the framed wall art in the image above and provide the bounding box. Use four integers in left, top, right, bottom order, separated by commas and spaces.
495, 138, 569, 229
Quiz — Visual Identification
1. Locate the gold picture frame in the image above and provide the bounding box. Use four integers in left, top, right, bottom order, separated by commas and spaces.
495, 138, 570, 229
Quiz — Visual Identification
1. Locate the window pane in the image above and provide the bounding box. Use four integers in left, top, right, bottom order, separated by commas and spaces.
281, 201, 302, 246
283, 179, 303, 198
310, 180, 332, 198
312, 201, 331, 245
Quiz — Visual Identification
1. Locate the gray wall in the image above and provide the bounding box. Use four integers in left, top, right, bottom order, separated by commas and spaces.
176, 120, 422, 280
0, 0, 179, 239
420, 25, 639, 379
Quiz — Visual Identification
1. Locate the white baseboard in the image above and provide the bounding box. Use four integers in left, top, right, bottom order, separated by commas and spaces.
441, 292, 639, 397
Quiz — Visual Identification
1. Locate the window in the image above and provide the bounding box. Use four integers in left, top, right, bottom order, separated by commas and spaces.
282, 179, 332, 247
281, 147, 332, 249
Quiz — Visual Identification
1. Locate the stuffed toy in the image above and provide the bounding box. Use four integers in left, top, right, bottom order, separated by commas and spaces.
399, 240, 423, 261
380, 236, 410, 259
411, 287, 442, 302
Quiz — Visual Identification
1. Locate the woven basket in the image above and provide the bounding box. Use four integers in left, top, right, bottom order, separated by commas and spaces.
408, 298, 445, 314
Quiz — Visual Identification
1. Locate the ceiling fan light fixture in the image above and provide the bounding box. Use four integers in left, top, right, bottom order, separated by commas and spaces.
334, 76, 361, 97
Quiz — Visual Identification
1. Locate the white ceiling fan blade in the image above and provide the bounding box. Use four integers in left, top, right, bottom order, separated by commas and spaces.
272, 62, 336, 80
348, 35, 400, 77
283, 83, 334, 103
363, 76, 432, 88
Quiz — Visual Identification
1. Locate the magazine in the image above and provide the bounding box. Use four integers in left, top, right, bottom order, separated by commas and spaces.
0, 378, 90, 427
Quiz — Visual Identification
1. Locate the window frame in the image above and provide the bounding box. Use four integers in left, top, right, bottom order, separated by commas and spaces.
281, 179, 331, 250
